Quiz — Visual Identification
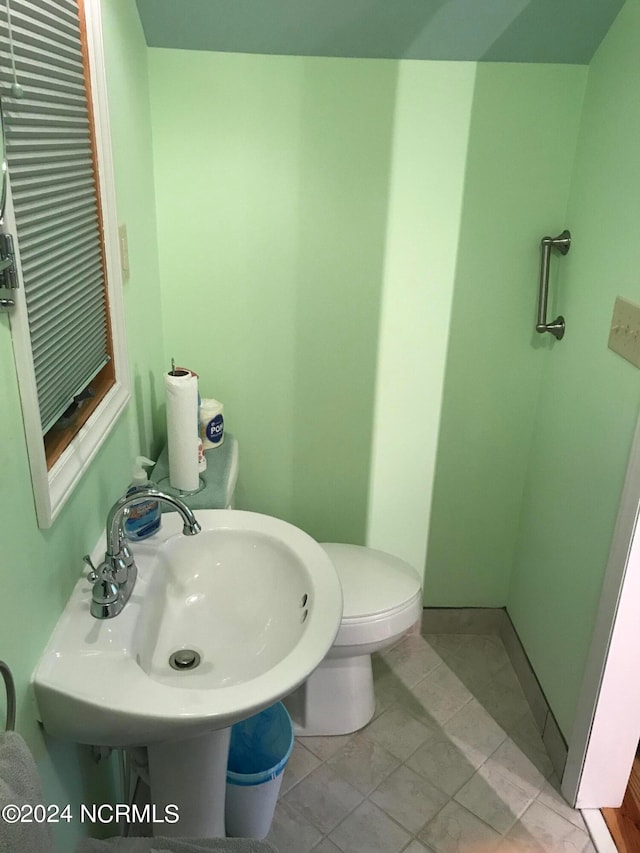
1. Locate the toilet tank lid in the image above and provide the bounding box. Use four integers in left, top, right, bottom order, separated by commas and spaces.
320, 543, 421, 619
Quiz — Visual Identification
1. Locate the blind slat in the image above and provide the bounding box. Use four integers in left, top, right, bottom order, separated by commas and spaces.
11, 191, 97, 225
23, 249, 102, 301
14, 204, 97, 245
35, 316, 107, 392
0, 64, 86, 96
12, 176, 96, 210
10, 0, 80, 34
39, 353, 109, 434
11, 169, 95, 194
30, 280, 105, 338
34, 313, 106, 385
21, 235, 101, 285
26, 262, 103, 314
31, 293, 106, 351
17, 214, 98, 256
38, 349, 107, 418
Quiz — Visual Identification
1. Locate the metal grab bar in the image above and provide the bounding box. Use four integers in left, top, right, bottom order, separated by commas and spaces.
536, 229, 570, 341
0, 660, 16, 731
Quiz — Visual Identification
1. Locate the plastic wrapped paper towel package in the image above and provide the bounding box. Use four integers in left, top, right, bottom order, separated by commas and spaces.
151, 436, 238, 511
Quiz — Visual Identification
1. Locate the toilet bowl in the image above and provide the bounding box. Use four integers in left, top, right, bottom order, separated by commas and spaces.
283, 543, 422, 737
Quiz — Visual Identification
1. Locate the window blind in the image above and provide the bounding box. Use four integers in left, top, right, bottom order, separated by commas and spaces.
0, 0, 109, 433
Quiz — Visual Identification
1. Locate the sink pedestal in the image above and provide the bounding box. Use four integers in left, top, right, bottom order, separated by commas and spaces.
147, 727, 231, 837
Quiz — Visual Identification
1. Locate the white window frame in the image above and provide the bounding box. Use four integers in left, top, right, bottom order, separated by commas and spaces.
4, 0, 130, 529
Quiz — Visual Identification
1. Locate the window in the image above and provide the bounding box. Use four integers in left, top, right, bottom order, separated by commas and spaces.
0, 0, 129, 527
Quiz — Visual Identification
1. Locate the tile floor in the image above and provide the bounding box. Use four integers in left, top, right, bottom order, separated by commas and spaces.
267, 631, 596, 853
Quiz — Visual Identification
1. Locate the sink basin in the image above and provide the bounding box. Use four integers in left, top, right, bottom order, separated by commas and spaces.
33, 510, 343, 747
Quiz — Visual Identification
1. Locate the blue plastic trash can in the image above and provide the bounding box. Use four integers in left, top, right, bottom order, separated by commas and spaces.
225, 702, 295, 839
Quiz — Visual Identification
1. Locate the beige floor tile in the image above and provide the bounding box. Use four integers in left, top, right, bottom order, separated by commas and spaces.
281, 740, 322, 794
326, 730, 400, 795
283, 763, 364, 834
365, 705, 438, 760
443, 698, 508, 765
432, 639, 511, 701
298, 733, 354, 761
372, 660, 430, 718
379, 633, 442, 687
418, 800, 501, 853
406, 730, 481, 796
469, 664, 532, 733
510, 713, 555, 779
453, 635, 511, 676
510, 801, 591, 852
483, 738, 548, 800
312, 839, 344, 853
536, 778, 586, 830
370, 763, 448, 834
454, 760, 536, 834
495, 836, 544, 853
267, 800, 323, 853
410, 663, 474, 726
402, 842, 435, 853
422, 633, 470, 659
328, 800, 411, 853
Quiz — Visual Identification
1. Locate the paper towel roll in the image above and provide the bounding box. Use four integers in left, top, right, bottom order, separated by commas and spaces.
165, 369, 199, 492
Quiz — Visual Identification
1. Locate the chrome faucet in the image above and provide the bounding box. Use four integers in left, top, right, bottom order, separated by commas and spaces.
84, 488, 201, 619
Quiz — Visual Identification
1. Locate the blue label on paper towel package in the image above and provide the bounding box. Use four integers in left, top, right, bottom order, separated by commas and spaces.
206, 413, 224, 444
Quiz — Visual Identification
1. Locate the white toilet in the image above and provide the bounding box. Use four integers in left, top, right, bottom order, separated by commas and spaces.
283, 543, 422, 737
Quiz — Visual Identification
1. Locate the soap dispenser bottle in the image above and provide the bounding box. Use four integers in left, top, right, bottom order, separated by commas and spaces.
124, 456, 161, 541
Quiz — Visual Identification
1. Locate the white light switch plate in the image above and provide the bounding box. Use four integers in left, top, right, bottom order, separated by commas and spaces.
609, 296, 640, 368
118, 224, 130, 282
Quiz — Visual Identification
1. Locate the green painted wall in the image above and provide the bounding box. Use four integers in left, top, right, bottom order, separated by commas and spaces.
508, 0, 640, 738
366, 61, 476, 575
426, 63, 586, 605
148, 53, 479, 560
149, 50, 398, 543
0, 1, 163, 848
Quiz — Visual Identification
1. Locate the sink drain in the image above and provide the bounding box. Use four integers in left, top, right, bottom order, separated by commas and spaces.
169, 649, 201, 671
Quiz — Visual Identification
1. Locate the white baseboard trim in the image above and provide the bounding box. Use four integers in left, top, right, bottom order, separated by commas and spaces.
581, 809, 617, 852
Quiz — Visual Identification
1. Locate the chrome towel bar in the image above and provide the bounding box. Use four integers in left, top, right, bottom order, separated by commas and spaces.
537, 229, 571, 341
0, 661, 16, 731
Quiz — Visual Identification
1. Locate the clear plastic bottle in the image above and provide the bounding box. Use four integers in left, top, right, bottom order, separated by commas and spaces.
123, 456, 161, 541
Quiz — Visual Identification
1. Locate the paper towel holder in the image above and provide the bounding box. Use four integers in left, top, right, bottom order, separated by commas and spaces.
169, 358, 190, 378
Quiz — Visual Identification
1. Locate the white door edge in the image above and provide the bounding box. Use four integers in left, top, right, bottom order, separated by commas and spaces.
563, 406, 640, 807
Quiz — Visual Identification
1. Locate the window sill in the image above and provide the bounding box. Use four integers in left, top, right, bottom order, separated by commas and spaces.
44, 381, 130, 526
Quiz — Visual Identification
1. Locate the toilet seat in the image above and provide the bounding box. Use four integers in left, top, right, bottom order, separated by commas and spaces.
320, 543, 422, 648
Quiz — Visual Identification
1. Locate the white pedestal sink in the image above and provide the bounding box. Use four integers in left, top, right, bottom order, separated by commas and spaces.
33, 510, 343, 836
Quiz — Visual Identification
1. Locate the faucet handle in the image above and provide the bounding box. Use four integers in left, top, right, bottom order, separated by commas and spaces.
118, 537, 135, 569
105, 552, 129, 585
83, 554, 100, 583
84, 553, 123, 585
91, 577, 120, 616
